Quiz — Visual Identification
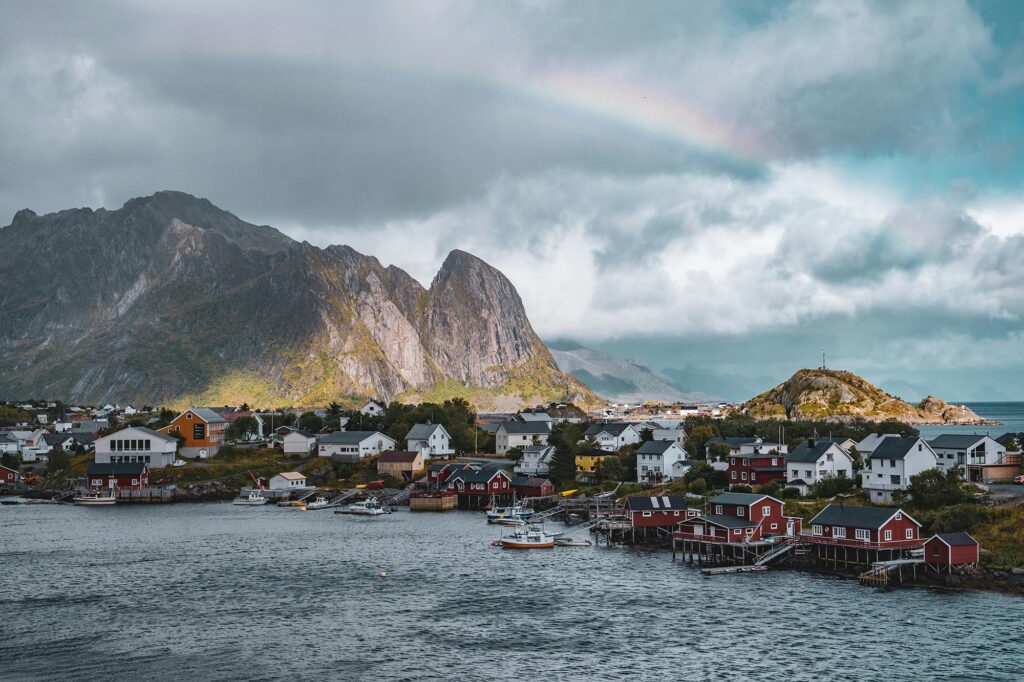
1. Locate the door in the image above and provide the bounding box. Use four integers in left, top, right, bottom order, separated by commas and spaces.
786, 521, 794, 536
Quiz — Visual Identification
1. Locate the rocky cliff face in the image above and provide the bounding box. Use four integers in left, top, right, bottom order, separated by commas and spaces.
742, 369, 992, 424
0, 191, 595, 409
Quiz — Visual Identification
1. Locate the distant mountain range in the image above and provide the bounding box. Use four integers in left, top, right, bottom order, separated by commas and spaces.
0, 191, 595, 409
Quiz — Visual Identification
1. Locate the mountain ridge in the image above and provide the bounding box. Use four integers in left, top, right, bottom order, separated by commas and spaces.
0, 191, 596, 409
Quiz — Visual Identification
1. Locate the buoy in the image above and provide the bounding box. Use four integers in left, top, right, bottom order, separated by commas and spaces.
379, 571, 387, 577
300, 507, 307, 512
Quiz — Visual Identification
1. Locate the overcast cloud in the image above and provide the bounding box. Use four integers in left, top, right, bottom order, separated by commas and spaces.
1, 0, 1023, 398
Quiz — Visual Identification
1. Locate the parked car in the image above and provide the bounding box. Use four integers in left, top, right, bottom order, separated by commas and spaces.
366, 480, 385, 489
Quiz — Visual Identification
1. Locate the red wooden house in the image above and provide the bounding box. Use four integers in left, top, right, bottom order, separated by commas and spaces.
803, 504, 922, 549
675, 492, 802, 544
86, 462, 149, 490
727, 452, 786, 486
924, 533, 980, 572
511, 476, 554, 498
1, 464, 21, 485
442, 465, 512, 509
625, 496, 697, 529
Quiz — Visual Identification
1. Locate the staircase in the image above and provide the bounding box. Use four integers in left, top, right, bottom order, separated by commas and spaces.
385, 483, 417, 505
755, 538, 799, 566
529, 505, 566, 521
859, 558, 923, 586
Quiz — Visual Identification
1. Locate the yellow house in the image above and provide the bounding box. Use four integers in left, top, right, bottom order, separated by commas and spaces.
575, 448, 611, 482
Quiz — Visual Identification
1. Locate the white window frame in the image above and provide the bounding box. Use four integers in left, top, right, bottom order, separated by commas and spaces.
812, 524, 823, 536
832, 527, 846, 539
737, 506, 745, 517
762, 505, 771, 516
905, 528, 914, 539
884, 529, 893, 541
855, 529, 870, 541
642, 511, 652, 518
715, 505, 723, 515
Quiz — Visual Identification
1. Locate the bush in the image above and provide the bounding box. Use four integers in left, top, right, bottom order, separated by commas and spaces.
810, 476, 855, 498
781, 487, 802, 499
730, 484, 752, 493
755, 481, 782, 497
930, 504, 993, 534
688, 478, 707, 495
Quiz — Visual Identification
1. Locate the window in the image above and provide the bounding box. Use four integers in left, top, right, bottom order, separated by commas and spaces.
730, 458, 735, 465
905, 528, 914, 539
751, 472, 757, 481
771, 458, 778, 466
737, 506, 745, 517
144, 440, 151, 451
890, 475, 900, 485
895, 512, 902, 520
770, 523, 778, 530
812, 524, 823, 536
731, 471, 737, 480
832, 527, 846, 538
673, 511, 680, 517
193, 423, 205, 440
492, 482, 499, 489
131, 479, 138, 485
855, 529, 870, 541
884, 530, 892, 541
762, 505, 771, 516
642, 511, 652, 517
889, 459, 896, 468
743, 458, 749, 466
917, 444, 922, 451
741, 472, 747, 480
791, 469, 799, 478
826, 453, 833, 462
715, 505, 723, 515
805, 470, 812, 478
186, 413, 192, 420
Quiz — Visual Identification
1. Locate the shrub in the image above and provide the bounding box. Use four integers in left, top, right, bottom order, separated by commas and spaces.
810, 476, 855, 498
730, 484, 752, 493
781, 487, 801, 499
688, 478, 707, 495
929, 504, 993, 534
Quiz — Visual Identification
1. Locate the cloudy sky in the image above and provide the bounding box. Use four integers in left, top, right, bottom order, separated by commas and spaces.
2, 0, 1023, 399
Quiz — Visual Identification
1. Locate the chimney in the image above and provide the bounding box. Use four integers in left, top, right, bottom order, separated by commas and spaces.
807, 438, 816, 448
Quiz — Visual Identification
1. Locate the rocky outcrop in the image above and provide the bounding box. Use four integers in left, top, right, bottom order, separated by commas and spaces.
743, 369, 994, 424
0, 191, 596, 410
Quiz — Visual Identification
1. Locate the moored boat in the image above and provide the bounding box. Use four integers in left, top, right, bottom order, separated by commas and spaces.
233, 490, 268, 506
486, 503, 535, 525
305, 496, 330, 509
335, 497, 390, 516
498, 523, 556, 549
72, 490, 118, 506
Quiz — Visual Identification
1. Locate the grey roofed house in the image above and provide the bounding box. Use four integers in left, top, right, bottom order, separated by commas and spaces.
319, 430, 385, 444
931, 532, 978, 547
706, 436, 761, 447
86, 462, 148, 476
378, 451, 421, 464
129, 426, 179, 442
518, 412, 553, 422
809, 503, 920, 529
73, 433, 97, 447
625, 495, 688, 511
584, 422, 636, 437
70, 420, 105, 433
693, 513, 757, 529
870, 436, 925, 460
636, 440, 677, 455
447, 466, 507, 484
710, 492, 778, 506
927, 434, 991, 449
192, 407, 228, 423
42, 433, 75, 447
498, 421, 551, 435
405, 423, 447, 440
786, 438, 845, 463
995, 433, 1019, 448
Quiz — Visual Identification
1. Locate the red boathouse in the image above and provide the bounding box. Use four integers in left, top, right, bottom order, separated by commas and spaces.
924, 533, 980, 572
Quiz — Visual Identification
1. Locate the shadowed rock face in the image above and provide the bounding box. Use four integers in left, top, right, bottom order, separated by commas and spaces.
0, 191, 592, 408
742, 368, 989, 424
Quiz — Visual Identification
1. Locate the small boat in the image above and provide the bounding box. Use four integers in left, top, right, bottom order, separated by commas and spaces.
335, 497, 390, 516
72, 490, 117, 506
305, 496, 330, 509
554, 537, 593, 547
233, 490, 268, 506
486, 503, 534, 524
498, 523, 556, 549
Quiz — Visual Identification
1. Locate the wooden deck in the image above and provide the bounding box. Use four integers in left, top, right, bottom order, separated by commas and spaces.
701, 565, 768, 576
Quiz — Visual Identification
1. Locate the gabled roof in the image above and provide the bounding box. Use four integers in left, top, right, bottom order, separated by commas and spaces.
786, 438, 846, 463
930, 532, 978, 547
995, 433, 1019, 447
584, 422, 636, 437
927, 434, 991, 449
871, 436, 928, 461
498, 421, 551, 435
106, 426, 178, 443
636, 440, 678, 455
406, 423, 447, 440
710, 492, 779, 506
87, 462, 147, 475
189, 407, 227, 424
809, 503, 920, 530
275, 471, 306, 480
856, 433, 900, 451
707, 436, 760, 447
284, 429, 316, 438
319, 430, 392, 444
518, 412, 552, 422
689, 514, 757, 529
448, 466, 509, 484
42, 433, 74, 446
378, 451, 422, 464
786, 479, 809, 486
625, 495, 688, 511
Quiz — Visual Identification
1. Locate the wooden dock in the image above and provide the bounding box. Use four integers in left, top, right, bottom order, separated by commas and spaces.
701, 565, 768, 576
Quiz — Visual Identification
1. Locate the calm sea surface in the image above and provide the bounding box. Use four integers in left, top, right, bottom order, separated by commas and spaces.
2, 504, 1024, 681
917, 401, 1024, 439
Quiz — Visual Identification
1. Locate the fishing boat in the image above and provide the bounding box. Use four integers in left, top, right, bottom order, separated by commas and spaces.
554, 537, 593, 547
335, 497, 390, 516
305, 496, 330, 509
486, 503, 534, 524
72, 490, 117, 506
498, 523, 556, 549
232, 490, 268, 506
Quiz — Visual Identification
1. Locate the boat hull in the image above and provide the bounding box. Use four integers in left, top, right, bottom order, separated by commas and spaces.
72, 497, 117, 506
499, 539, 555, 549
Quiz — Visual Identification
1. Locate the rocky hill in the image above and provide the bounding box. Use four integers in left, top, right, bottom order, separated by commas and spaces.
0, 191, 596, 409
742, 369, 993, 425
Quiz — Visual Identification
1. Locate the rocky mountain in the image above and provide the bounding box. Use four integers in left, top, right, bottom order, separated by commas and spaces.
742, 368, 994, 425
0, 191, 596, 409
548, 340, 714, 403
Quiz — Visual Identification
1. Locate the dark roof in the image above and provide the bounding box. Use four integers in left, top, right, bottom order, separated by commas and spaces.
498, 421, 551, 435
42, 433, 73, 446
87, 462, 147, 475
995, 433, 1019, 447
636, 440, 677, 455
690, 514, 756, 529
584, 422, 637, 437
870, 436, 926, 461
809, 503, 919, 529
378, 451, 421, 464
927, 434, 989, 449
406, 423, 447, 440
449, 466, 508, 484
707, 436, 760, 447
189, 407, 227, 424
74, 433, 96, 446
710, 492, 776, 506
625, 495, 688, 511
751, 466, 786, 473
931, 532, 978, 547
786, 479, 809, 486
786, 438, 845, 463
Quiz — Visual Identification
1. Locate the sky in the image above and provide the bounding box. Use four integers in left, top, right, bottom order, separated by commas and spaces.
1, 0, 1023, 399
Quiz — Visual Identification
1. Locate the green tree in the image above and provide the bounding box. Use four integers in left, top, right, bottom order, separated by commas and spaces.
904, 468, 973, 509
596, 455, 624, 483
688, 478, 707, 495
227, 415, 259, 441
707, 442, 732, 462
298, 412, 322, 432
548, 446, 578, 486
686, 424, 715, 459
506, 446, 524, 462
46, 446, 69, 476
684, 461, 727, 489
639, 427, 654, 443
2, 452, 20, 469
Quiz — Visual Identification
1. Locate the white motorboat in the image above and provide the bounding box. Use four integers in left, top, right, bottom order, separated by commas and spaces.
486, 503, 535, 525
232, 490, 268, 506
335, 497, 390, 516
498, 522, 556, 549
72, 490, 117, 506
305, 496, 330, 509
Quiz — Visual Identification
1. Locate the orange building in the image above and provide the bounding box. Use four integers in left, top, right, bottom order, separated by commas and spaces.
160, 407, 227, 458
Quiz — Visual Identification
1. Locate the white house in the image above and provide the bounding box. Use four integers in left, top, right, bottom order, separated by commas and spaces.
405, 423, 454, 458
94, 426, 179, 469
52, 420, 73, 433
360, 400, 386, 417
652, 428, 686, 447
318, 431, 396, 462
705, 436, 789, 458
515, 445, 556, 476
495, 421, 551, 455
670, 458, 695, 479
15, 429, 51, 463
635, 440, 689, 483
583, 422, 643, 452
0, 434, 20, 455
282, 429, 318, 455
855, 433, 901, 458
269, 471, 307, 490
928, 434, 1009, 483
785, 438, 855, 495
861, 436, 938, 503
